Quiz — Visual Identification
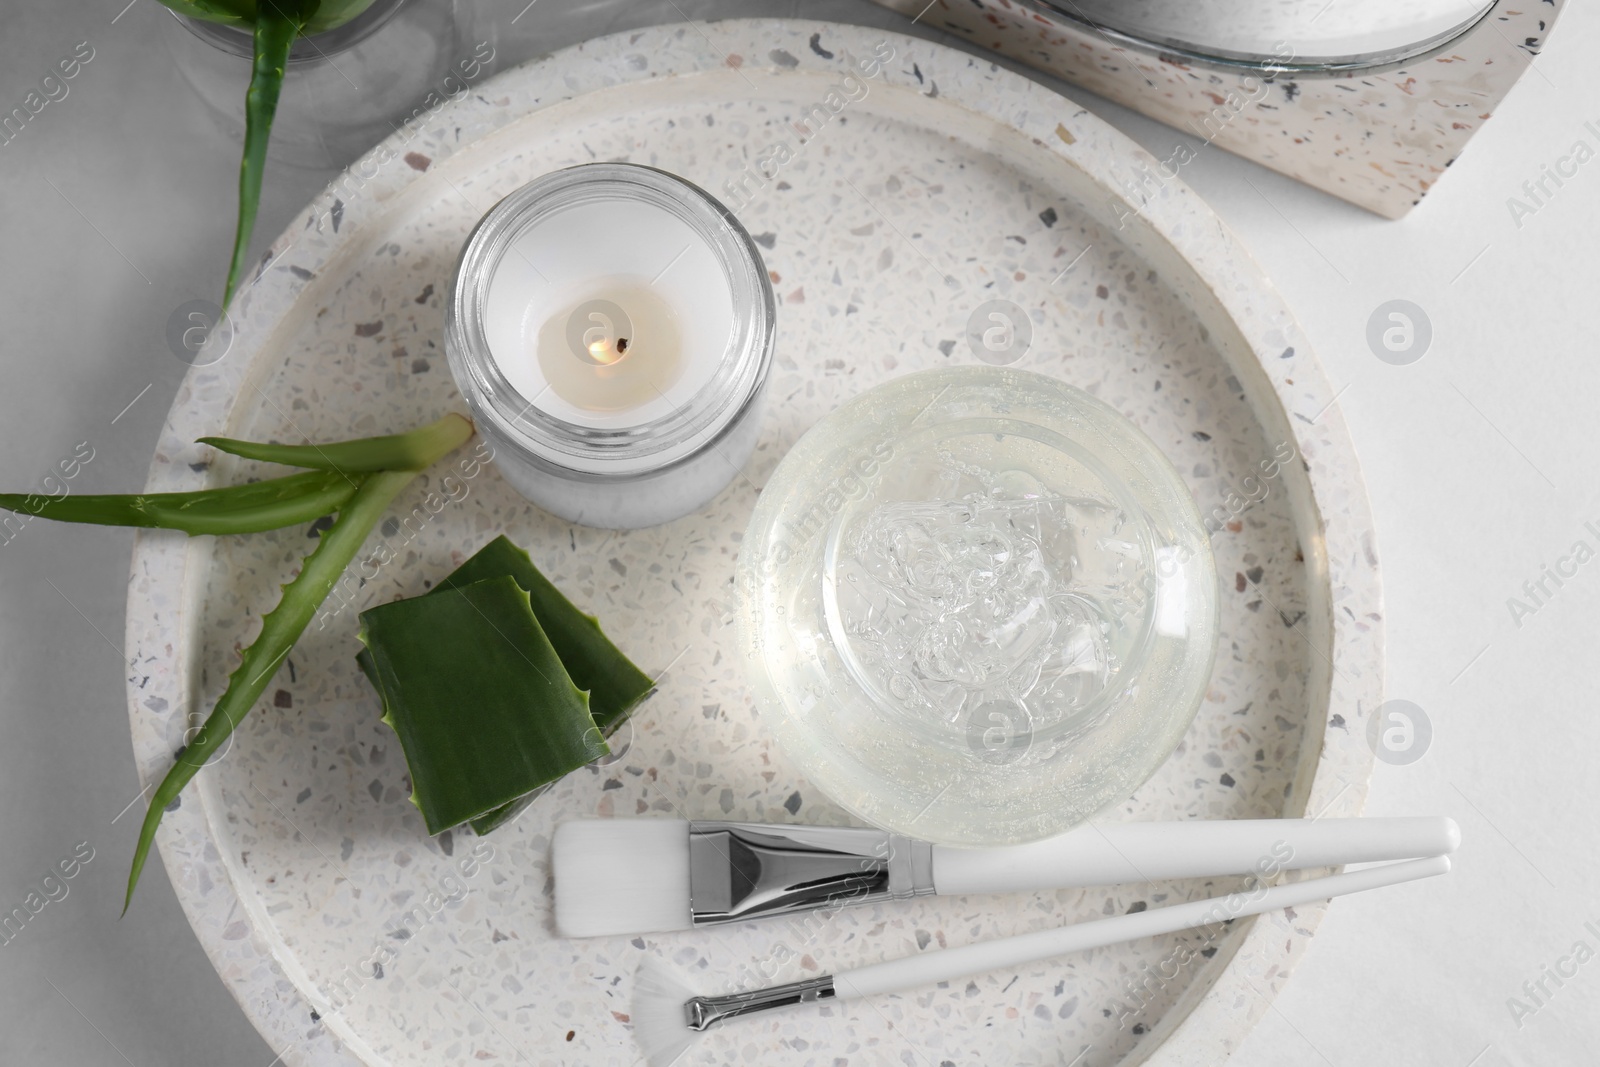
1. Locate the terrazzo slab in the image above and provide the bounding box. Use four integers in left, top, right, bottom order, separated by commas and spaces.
872, 0, 1563, 218
124, 20, 1380, 1067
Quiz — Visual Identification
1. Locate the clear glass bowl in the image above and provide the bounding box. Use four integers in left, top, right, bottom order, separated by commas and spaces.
735, 367, 1218, 846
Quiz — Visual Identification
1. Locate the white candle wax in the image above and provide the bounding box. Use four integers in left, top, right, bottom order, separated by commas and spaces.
446, 163, 775, 529
533, 281, 683, 412
483, 197, 735, 444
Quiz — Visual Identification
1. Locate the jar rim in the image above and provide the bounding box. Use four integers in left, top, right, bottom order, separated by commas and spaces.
445, 163, 776, 477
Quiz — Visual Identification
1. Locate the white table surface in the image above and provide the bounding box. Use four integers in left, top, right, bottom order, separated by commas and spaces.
0, 1, 1593, 1064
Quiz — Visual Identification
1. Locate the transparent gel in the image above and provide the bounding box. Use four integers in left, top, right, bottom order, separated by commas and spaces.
737, 368, 1218, 846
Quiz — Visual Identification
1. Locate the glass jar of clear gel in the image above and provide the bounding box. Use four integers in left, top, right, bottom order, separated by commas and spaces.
446, 163, 775, 529
736, 367, 1219, 846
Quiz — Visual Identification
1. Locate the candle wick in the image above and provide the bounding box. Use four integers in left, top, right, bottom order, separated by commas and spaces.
616, 338, 630, 354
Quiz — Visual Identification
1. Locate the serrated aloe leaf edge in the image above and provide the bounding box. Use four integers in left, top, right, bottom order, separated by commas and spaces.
353, 535, 656, 835
121, 413, 474, 912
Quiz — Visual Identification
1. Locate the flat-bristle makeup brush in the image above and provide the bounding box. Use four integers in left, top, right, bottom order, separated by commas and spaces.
632, 854, 1452, 1067
553, 815, 1459, 938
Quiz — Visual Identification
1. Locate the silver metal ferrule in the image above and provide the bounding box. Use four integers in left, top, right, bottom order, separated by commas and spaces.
684, 974, 837, 1031
687, 821, 934, 926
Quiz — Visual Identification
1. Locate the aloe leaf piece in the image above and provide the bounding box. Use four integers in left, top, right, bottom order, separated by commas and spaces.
222, 2, 309, 310
124, 413, 473, 912
355, 535, 654, 732
155, 0, 377, 310
353, 535, 655, 835
358, 651, 544, 835
0, 469, 358, 535
126, 469, 391, 912
431, 535, 656, 733
200, 413, 475, 474
359, 576, 608, 835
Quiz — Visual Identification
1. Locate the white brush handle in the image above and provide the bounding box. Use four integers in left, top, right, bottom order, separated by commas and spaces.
835, 854, 1449, 1000
931, 816, 1458, 896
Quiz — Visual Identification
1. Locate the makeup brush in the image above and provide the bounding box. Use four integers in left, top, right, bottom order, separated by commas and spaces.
632, 854, 1452, 1067
553, 815, 1459, 938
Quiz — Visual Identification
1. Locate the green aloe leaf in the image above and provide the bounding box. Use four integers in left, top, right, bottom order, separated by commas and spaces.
222, 2, 311, 310
201, 413, 475, 473
355, 535, 655, 834
124, 413, 473, 912
359, 576, 609, 835
153, 0, 382, 308
427, 535, 656, 733
0, 468, 358, 535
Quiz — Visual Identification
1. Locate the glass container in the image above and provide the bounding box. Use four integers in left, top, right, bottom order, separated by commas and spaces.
446, 163, 775, 529
160, 0, 489, 170
736, 367, 1218, 846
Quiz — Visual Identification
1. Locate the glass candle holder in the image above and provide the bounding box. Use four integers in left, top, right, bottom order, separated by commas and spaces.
446, 163, 776, 529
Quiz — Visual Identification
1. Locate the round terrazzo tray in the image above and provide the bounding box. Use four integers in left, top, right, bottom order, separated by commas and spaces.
124, 20, 1381, 1067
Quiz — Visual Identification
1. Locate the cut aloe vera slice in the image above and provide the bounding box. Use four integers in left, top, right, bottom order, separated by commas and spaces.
430, 535, 656, 732
358, 536, 654, 731
356, 536, 655, 834
456, 536, 656, 831
359, 575, 608, 835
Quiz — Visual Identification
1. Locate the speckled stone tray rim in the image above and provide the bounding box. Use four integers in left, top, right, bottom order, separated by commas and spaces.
123, 20, 1382, 1067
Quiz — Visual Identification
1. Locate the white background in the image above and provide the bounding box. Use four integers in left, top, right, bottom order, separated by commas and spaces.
0, 1, 1593, 1064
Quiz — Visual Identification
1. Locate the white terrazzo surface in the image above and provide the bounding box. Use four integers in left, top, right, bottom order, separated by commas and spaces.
122, 20, 1379, 1067
875, 0, 1563, 219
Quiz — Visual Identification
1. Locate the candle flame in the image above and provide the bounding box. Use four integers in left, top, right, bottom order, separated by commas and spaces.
588, 339, 621, 365
573, 306, 633, 368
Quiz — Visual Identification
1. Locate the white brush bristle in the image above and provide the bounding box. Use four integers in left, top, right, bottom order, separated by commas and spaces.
632, 957, 703, 1067
553, 818, 691, 938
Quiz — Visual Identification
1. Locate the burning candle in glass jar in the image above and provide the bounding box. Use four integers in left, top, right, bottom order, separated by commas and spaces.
534, 284, 678, 411
447, 164, 775, 528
